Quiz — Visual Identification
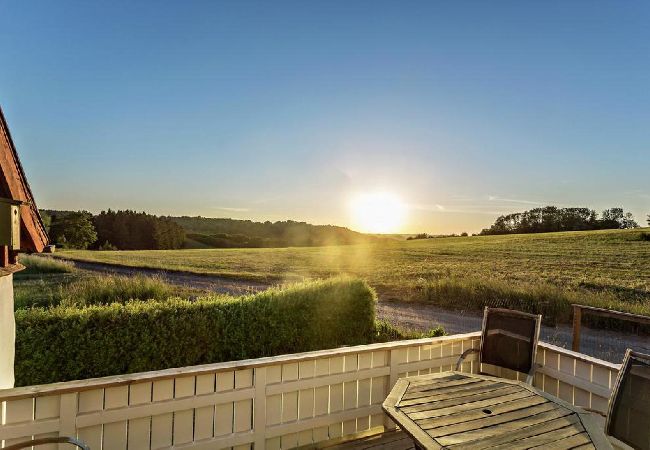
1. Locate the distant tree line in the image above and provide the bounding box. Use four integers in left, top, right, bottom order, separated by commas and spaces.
175, 216, 383, 247
43, 210, 185, 250
480, 206, 639, 236
407, 232, 468, 240
41, 211, 382, 250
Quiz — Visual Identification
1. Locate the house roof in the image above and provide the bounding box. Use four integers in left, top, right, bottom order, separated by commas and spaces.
0, 106, 48, 252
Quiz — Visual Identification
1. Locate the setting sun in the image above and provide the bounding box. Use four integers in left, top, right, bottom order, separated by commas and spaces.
349, 192, 408, 234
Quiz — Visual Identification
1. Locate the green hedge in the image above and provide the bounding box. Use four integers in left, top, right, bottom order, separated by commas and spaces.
15, 277, 376, 386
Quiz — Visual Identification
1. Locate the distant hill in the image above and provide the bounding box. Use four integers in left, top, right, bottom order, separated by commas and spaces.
169, 216, 385, 248
41, 210, 386, 248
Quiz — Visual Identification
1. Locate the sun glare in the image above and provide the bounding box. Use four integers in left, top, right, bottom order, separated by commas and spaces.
349, 192, 407, 234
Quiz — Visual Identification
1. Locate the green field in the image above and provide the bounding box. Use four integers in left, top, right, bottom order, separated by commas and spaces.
58, 228, 650, 321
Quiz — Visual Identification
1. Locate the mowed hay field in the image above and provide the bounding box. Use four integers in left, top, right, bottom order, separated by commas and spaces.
59, 228, 650, 322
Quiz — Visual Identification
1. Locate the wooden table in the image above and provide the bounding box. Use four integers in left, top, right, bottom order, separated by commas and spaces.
382, 371, 612, 450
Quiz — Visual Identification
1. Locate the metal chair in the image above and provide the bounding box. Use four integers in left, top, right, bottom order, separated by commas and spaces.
3, 437, 89, 450
605, 349, 650, 450
455, 306, 542, 384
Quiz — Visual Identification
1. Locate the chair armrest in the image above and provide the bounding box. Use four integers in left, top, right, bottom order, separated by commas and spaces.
3, 437, 89, 450
525, 363, 542, 385
455, 348, 480, 371
578, 407, 607, 417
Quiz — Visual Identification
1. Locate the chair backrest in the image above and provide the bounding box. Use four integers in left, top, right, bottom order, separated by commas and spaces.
606, 349, 650, 450
479, 307, 542, 375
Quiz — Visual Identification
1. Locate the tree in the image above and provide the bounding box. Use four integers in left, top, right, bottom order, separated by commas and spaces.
620, 212, 639, 229
599, 208, 638, 229
480, 206, 638, 235
39, 210, 52, 233
49, 211, 98, 249
647, 214, 650, 226
93, 210, 185, 250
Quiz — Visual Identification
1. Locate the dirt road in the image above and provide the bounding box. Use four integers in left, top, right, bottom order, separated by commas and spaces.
376, 301, 648, 364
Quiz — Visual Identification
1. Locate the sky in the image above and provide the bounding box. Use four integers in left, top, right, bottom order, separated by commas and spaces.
1, 1, 649, 234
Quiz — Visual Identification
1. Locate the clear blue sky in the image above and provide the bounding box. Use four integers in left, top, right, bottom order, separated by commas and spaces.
2, 1, 648, 233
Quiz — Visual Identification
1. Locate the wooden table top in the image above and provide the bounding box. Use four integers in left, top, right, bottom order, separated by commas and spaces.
382, 371, 612, 450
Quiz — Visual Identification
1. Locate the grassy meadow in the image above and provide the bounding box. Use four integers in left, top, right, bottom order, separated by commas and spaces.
56, 228, 650, 322
14, 255, 205, 310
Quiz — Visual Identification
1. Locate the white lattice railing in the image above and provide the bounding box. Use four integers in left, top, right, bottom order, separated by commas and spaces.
0, 333, 621, 449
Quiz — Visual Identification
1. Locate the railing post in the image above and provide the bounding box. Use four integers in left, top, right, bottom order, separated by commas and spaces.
384, 349, 399, 431
572, 305, 582, 352
254, 367, 267, 450
58, 392, 78, 450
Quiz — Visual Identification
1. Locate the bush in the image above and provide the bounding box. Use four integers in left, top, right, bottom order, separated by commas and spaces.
15, 277, 377, 385
640, 232, 650, 242
373, 320, 445, 342
18, 255, 75, 274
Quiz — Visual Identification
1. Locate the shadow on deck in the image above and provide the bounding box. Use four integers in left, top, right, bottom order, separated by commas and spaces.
324, 431, 414, 450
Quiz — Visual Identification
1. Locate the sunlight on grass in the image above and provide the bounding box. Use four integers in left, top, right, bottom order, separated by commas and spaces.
57, 228, 650, 321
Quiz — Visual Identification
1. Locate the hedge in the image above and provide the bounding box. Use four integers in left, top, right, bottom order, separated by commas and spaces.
15, 277, 376, 386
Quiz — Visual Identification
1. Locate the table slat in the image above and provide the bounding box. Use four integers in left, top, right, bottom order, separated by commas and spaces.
450, 414, 583, 450
418, 395, 549, 430
437, 408, 575, 446
399, 382, 506, 407
404, 377, 481, 394
401, 385, 520, 414
427, 401, 561, 438
401, 380, 493, 400
407, 390, 533, 420
528, 431, 592, 449
489, 424, 587, 450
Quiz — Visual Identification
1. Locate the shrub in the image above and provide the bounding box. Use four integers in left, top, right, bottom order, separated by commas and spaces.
98, 240, 118, 250
373, 320, 445, 342
640, 232, 650, 242
18, 255, 75, 274
15, 277, 376, 385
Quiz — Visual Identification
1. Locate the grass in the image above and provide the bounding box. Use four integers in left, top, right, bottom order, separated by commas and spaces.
14, 255, 206, 309
18, 254, 75, 274
56, 228, 650, 323
374, 320, 445, 342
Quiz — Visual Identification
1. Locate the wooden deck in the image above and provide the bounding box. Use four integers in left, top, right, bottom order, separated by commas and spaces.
324, 430, 415, 449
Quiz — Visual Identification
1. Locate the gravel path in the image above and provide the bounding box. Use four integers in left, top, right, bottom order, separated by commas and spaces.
67, 258, 648, 364
376, 301, 648, 364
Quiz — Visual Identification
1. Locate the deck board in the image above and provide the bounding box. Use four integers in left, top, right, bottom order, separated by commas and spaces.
323, 430, 415, 450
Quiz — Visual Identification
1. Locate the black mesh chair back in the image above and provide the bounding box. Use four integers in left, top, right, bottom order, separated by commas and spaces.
480, 307, 542, 377
605, 349, 650, 450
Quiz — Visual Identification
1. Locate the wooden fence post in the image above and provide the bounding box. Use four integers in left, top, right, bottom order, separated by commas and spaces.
254, 367, 267, 449
383, 349, 399, 431
58, 393, 78, 450
572, 305, 582, 352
